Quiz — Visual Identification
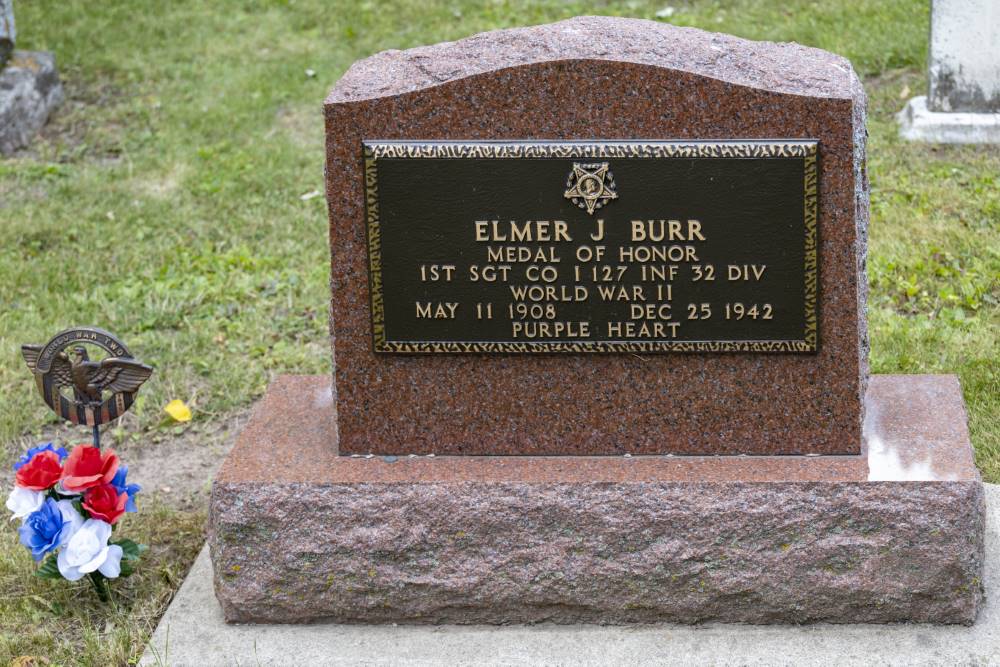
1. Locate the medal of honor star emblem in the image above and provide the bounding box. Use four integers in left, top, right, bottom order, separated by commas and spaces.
564, 162, 618, 214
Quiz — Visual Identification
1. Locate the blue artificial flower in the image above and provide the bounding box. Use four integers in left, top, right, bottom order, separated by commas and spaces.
18, 498, 75, 561
12, 443, 68, 472
111, 465, 141, 513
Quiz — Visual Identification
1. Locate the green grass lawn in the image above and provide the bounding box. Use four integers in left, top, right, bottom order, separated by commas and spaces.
0, 0, 997, 663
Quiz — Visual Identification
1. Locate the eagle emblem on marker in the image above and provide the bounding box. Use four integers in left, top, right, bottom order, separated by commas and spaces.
21, 327, 153, 427
564, 162, 618, 214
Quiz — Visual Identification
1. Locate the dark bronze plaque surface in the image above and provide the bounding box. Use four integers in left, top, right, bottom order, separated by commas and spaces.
364, 141, 817, 353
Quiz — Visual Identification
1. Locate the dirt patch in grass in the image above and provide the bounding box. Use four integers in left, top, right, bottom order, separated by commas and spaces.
4, 409, 249, 511
272, 103, 325, 149
123, 411, 250, 510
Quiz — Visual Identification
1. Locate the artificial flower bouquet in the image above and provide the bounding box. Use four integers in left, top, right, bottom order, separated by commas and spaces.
6, 442, 145, 601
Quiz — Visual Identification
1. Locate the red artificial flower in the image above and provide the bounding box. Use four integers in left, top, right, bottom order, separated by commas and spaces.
14, 450, 63, 490
82, 483, 128, 525
61, 446, 119, 493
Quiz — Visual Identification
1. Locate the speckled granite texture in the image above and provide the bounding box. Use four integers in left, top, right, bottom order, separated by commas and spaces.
324, 16, 870, 456
208, 375, 985, 625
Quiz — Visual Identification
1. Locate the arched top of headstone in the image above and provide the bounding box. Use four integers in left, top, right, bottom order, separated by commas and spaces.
327, 16, 861, 105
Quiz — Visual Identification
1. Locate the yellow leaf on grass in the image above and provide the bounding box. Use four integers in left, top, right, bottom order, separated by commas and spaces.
164, 399, 192, 422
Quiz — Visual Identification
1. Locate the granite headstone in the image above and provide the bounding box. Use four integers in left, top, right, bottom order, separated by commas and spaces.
324, 16, 869, 457
209, 17, 985, 626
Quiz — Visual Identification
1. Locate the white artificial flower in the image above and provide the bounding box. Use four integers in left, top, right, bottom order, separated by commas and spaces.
55, 498, 84, 542
5, 486, 44, 521
56, 519, 123, 581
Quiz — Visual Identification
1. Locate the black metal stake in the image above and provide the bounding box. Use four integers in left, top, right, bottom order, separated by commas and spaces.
92, 424, 100, 449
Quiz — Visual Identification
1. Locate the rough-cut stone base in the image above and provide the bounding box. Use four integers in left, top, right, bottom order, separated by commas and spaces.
0, 50, 63, 155
209, 375, 985, 625
898, 95, 1000, 144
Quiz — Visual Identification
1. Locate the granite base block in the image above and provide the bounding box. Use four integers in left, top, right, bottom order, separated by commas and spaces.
208, 375, 985, 625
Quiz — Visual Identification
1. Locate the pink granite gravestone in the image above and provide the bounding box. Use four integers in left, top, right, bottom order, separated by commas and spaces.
208, 17, 985, 625
323, 16, 868, 457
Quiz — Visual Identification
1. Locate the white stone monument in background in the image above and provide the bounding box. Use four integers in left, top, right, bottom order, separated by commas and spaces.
899, 0, 1000, 143
0, 0, 14, 67
0, 0, 64, 155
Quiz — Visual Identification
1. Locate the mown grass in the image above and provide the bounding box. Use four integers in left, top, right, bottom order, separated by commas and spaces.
0, 505, 205, 666
864, 70, 1000, 480
0, 0, 996, 663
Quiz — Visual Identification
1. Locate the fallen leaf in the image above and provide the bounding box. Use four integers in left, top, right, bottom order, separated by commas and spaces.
899, 84, 911, 99
299, 189, 322, 201
164, 399, 192, 423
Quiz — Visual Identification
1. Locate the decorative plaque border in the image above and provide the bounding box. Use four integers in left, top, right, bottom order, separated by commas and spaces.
362, 140, 818, 354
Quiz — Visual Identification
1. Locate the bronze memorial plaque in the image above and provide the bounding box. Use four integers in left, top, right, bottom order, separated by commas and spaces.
363, 140, 818, 353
